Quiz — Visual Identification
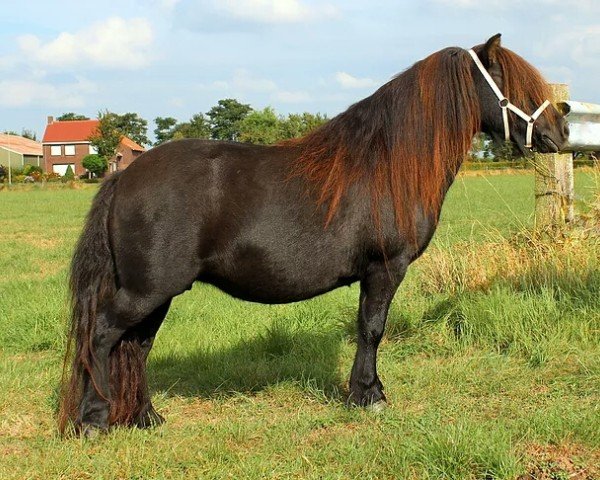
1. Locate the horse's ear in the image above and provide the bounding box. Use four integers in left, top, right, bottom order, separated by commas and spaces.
483, 33, 502, 65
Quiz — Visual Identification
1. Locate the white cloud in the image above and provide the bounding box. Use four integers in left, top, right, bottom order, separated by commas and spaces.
271, 90, 312, 103
177, 0, 338, 29
432, 0, 502, 7
540, 65, 574, 85
0, 77, 97, 108
168, 97, 185, 108
209, 80, 231, 90
334, 72, 379, 89
429, 0, 600, 14
18, 17, 154, 70
231, 69, 277, 92
196, 69, 313, 104
536, 25, 600, 67
217, 0, 338, 23
199, 69, 277, 92
432, 0, 600, 9
158, 0, 180, 9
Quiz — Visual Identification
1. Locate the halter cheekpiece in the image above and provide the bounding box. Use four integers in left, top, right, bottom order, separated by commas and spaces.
468, 49, 551, 149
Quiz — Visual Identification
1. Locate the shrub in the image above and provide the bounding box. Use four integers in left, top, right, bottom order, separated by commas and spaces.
81, 154, 108, 177
463, 161, 528, 171
23, 164, 43, 176
43, 172, 61, 183
62, 165, 75, 182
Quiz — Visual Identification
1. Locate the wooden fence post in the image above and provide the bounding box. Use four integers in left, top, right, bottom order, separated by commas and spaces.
534, 83, 574, 230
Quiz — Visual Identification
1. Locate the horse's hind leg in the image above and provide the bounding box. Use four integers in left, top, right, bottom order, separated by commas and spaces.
77, 290, 171, 435
126, 300, 172, 429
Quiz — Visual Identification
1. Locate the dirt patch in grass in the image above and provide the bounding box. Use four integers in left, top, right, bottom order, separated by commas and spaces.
38, 259, 65, 277
0, 414, 46, 440
0, 442, 32, 459
519, 443, 600, 480
163, 398, 220, 427
22, 235, 61, 250
3, 351, 53, 362
301, 421, 360, 447
2, 260, 65, 282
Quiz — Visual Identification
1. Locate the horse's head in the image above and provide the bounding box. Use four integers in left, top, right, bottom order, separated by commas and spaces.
472, 34, 569, 155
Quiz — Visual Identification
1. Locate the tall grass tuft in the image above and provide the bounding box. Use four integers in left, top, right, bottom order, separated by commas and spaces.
398, 193, 600, 365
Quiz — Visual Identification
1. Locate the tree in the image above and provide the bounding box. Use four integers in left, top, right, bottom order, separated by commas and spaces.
90, 110, 150, 159
115, 112, 150, 146
82, 154, 108, 177
172, 114, 211, 140
20, 129, 37, 141
154, 117, 178, 145
482, 147, 491, 161
2, 129, 38, 140
57, 113, 90, 121
89, 111, 123, 160
280, 112, 328, 139
238, 107, 283, 145
63, 165, 75, 181
155, 114, 211, 144
489, 140, 518, 162
468, 133, 488, 161
207, 99, 252, 141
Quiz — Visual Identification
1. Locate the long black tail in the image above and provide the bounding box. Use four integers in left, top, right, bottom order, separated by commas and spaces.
58, 172, 122, 433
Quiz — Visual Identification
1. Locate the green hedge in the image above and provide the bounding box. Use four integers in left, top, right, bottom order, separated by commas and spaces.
464, 159, 597, 171
463, 161, 528, 171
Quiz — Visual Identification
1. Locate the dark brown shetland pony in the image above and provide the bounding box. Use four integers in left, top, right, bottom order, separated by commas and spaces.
59, 34, 568, 436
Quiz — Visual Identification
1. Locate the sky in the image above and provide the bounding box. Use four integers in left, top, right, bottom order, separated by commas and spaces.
1, 0, 599, 143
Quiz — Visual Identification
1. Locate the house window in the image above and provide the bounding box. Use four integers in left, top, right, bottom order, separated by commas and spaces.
50, 145, 62, 156
89, 145, 98, 154
65, 145, 76, 156
52, 164, 75, 176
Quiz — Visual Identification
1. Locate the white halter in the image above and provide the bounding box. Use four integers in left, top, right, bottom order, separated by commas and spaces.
468, 49, 551, 149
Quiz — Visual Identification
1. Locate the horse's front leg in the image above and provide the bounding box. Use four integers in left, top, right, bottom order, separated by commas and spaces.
348, 259, 407, 407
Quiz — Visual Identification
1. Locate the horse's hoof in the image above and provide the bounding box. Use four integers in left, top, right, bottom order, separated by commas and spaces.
81, 424, 106, 440
134, 407, 165, 429
347, 384, 387, 408
366, 400, 388, 415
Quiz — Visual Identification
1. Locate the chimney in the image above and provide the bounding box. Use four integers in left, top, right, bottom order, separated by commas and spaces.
47, 116, 54, 124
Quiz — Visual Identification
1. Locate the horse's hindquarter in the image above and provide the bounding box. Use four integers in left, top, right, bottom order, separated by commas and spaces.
111, 140, 371, 304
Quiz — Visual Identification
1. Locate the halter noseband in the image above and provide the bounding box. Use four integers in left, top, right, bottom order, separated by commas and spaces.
468, 49, 551, 149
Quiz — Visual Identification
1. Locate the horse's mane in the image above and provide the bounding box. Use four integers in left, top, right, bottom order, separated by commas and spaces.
285, 45, 552, 239
493, 46, 553, 119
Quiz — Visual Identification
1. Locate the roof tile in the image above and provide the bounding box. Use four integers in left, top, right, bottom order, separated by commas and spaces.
42, 120, 100, 143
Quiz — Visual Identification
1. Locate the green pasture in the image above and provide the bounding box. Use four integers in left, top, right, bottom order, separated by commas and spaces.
0, 171, 598, 479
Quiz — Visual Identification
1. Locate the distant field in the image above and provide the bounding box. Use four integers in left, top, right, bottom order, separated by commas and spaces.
0, 171, 598, 479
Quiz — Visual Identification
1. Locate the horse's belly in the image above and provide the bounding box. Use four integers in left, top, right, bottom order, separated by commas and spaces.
198, 248, 359, 304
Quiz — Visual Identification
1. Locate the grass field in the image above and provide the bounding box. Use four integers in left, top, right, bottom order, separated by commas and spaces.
1, 171, 599, 479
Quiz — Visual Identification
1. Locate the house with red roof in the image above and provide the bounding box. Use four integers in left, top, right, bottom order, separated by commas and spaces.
42, 116, 146, 176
